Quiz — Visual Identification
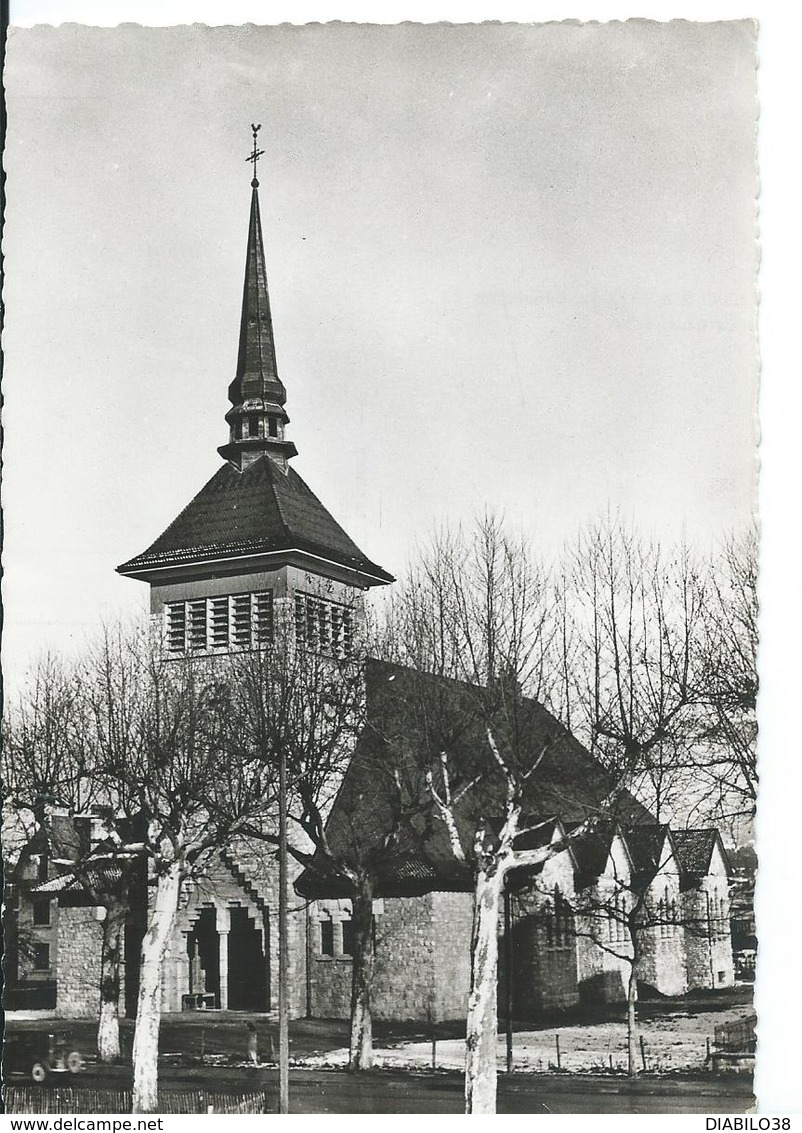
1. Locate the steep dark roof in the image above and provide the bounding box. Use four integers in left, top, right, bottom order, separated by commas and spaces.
296, 658, 653, 899
671, 829, 725, 878
117, 455, 393, 582
624, 825, 671, 875
567, 824, 618, 886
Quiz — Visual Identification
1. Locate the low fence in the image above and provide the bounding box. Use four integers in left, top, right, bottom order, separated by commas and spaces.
714, 1014, 757, 1054
2, 1088, 269, 1115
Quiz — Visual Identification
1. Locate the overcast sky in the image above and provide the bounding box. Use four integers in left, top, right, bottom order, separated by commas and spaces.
3, 19, 758, 682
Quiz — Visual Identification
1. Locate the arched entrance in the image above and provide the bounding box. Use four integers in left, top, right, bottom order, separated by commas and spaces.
186, 904, 268, 1011
227, 906, 267, 1011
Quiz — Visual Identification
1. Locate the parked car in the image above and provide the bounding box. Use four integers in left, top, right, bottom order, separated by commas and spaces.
3, 1033, 84, 1082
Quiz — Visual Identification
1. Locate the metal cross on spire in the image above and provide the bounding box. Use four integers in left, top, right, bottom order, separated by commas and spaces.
247, 123, 265, 187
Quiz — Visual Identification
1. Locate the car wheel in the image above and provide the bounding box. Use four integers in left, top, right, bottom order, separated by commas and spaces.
32, 1063, 47, 1083
67, 1052, 84, 1073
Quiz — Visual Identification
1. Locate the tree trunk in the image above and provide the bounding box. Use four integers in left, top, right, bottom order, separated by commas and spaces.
626, 951, 639, 1078
465, 865, 504, 1114
132, 857, 182, 1114
348, 874, 375, 1071
97, 900, 127, 1062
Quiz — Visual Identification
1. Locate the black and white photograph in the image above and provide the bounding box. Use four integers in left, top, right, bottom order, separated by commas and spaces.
1, 3, 794, 1119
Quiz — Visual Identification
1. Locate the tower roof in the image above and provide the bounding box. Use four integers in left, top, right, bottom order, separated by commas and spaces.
218, 127, 297, 470
232, 181, 283, 405
117, 454, 394, 586
118, 127, 393, 590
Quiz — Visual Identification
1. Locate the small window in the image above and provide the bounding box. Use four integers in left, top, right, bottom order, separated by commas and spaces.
32, 899, 51, 926
717, 970, 726, 984
36, 854, 49, 883
254, 592, 273, 645
320, 920, 334, 957
232, 594, 253, 649
248, 415, 260, 438
341, 919, 355, 957
295, 593, 355, 657
166, 603, 187, 653
33, 943, 50, 971
188, 600, 207, 651
268, 416, 278, 438
210, 597, 230, 650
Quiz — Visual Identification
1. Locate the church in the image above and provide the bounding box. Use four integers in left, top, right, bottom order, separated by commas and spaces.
34, 137, 734, 1025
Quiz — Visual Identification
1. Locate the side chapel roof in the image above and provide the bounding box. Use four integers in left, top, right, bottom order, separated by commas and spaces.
295, 658, 653, 899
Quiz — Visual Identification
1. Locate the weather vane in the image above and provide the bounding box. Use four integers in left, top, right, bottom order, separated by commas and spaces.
247, 123, 265, 187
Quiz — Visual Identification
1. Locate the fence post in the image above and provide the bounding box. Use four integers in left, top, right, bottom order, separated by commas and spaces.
555, 1034, 561, 1070
639, 1035, 647, 1072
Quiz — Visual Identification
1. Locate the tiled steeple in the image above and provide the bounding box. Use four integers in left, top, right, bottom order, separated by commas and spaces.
118, 126, 393, 593
218, 126, 298, 472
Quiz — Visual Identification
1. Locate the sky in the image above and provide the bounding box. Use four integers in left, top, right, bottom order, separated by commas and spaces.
3, 17, 759, 683
2, 1, 801, 1116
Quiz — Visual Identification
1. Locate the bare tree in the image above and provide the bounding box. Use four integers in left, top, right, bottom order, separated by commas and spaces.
228, 626, 432, 1073
380, 518, 639, 1113
83, 625, 275, 1113
1, 655, 130, 1062
696, 527, 758, 819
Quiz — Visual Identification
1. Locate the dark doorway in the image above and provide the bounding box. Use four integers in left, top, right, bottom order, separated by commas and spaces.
227, 906, 267, 1011
188, 907, 220, 1005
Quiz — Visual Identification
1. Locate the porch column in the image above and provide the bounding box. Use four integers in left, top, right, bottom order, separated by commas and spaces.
187, 933, 197, 995
218, 907, 231, 1010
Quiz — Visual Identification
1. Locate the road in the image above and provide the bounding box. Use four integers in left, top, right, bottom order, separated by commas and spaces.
16, 1068, 753, 1115
276, 1070, 754, 1114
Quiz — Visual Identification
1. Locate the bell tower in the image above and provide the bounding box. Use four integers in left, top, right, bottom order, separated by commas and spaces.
118, 127, 393, 651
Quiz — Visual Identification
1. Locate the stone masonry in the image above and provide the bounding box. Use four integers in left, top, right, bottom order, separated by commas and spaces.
55, 905, 104, 1019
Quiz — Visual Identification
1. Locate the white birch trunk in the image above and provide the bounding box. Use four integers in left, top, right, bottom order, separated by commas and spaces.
132, 857, 182, 1114
465, 865, 504, 1115
97, 902, 126, 1062
348, 876, 375, 1071
97, 998, 120, 1063
626, 949, 639, 1078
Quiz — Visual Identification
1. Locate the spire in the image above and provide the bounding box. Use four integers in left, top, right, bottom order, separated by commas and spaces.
218, 125, 298, 472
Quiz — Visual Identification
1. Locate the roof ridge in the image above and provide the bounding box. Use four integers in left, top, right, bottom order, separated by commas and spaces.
259, 456, 292, 538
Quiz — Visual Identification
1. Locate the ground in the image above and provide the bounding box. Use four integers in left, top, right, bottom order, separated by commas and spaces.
3, 988, 755, 1113
307, 1002, 751, 1074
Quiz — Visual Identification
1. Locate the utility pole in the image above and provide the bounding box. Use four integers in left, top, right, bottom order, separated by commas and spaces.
278, 742, 289, 1114
504, 887, 514, 1073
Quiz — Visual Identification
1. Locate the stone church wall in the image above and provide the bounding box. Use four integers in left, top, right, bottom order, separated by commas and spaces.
683, 881, 735, 991
308, 891, 473, 1023
574, 895, 631, 1005
431, 891, 473, 1020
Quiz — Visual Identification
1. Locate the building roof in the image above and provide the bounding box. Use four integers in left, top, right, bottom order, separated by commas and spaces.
295, 658, 652, 899
623, 824, 671, 876
671, 828, 727, 878
117, 454, 394, 584
566, 824, 619, 886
